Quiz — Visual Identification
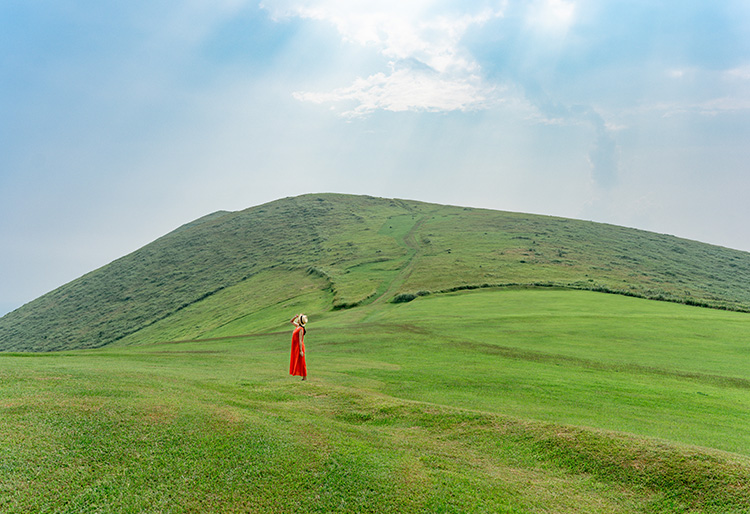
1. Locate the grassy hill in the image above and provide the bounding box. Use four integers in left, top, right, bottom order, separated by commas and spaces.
1, 193, 750, 512
2, 193, 750, 352
1, 289, 749, 512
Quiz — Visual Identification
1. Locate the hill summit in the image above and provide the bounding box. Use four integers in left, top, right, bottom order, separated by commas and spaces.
2, 193, 750, 352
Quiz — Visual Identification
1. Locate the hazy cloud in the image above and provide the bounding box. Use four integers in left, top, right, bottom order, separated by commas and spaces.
725, 63, 750, 80
524, 0, 576, 36
515, 78, 620, 188
587, 114, 619, 189
263, 0, 504, 116
293, 65, 492, 117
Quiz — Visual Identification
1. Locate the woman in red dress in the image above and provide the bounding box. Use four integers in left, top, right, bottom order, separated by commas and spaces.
289, 314, 308, 380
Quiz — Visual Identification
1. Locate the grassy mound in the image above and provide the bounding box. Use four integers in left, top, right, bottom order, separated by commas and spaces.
3, 193, 750, 352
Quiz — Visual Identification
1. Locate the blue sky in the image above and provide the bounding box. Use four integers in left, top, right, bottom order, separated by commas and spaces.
2, 0, 750, 316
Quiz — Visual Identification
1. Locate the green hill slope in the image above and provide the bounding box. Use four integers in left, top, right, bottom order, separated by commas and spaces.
2, 289, 750, 512
2, 193, 750, 352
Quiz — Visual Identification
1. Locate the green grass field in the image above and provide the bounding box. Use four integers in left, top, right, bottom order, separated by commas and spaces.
3, 194, 750, 511
2, 288, 749, 513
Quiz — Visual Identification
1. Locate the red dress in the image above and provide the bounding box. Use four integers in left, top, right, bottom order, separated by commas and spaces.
289, 326, 307, 377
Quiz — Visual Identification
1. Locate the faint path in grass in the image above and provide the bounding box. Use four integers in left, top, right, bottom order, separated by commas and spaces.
451, 339, 750, 390
369, 211, 428, 306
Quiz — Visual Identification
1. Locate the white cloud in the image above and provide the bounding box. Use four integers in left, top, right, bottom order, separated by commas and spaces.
692, 97, 750, 115
626, 64, 750, 117
525, 0, 576, 36
262, 0, 505, 116
725, 63, 750, 81
666, 68, 689, 79
648, 95, 750, 118
293, 65, 493, 117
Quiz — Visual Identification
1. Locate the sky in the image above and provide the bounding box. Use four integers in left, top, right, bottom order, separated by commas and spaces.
2, 0, 750, 316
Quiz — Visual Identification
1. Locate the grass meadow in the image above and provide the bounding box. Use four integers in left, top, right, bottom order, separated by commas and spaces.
2, 288, 749, 513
